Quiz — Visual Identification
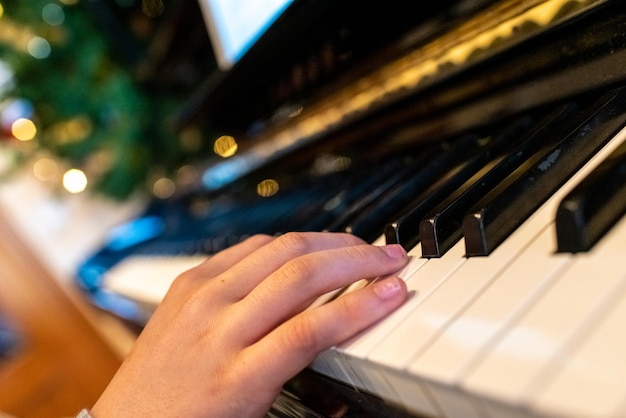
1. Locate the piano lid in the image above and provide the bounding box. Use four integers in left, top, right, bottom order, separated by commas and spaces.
197, 0, 616, 192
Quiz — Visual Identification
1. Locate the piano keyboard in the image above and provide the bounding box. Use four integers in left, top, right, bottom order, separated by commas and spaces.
80, 2, 626, 415
96, 87, 626, 418
309, 122, 626, 416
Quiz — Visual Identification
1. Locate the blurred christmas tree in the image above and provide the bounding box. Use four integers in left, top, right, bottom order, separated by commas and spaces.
0, 0, 212, 200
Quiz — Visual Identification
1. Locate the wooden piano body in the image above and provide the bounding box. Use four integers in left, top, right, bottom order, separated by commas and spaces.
78, 0, 626, 416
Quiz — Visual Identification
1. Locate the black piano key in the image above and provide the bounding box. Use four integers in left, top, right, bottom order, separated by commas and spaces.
556, 137, 626, 252
463, 87, 626, 256
419, 103, 581, 257
385, 116, 536, 251
321, 146, 441, 233
301, 154, 413, 232
340, 133, 488, 242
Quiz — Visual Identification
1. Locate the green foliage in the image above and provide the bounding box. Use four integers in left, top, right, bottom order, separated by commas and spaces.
0, 1, 194, 200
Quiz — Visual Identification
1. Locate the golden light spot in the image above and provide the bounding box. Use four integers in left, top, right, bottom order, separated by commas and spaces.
176, 165, 198, 186
63, 168, 88, 193
213, 135, 238, 158
49, 116, 92, 144
0, 3, 4, 19
11, 118, 37, 141
256, 179, 279, 197
153, 177, 176, 199
33, 157, 59, 181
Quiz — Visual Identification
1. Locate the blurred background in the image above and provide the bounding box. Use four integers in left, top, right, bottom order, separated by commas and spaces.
0, 1, 218, 416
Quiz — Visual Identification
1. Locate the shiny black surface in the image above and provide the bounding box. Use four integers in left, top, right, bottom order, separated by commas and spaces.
463, 87, 626, 256
556, 136, 626, 252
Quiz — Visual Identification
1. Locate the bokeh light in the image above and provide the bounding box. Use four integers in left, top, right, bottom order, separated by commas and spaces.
33, 157, 59, 181
213, 135, 238, 158
42, 3, 65, 26
11, 118, 36, 141
27, 36, 51, 59
256, 179, 279, 197
63, 168, 88, 193
152, 177, 176, 199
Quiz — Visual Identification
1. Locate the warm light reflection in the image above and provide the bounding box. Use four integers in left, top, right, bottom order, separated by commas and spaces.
213, 135, 238, 158
49, 116, 93, 144
11, 118, 36, 141
176, 164, 198, 186
152, 177, 176, 199
0, 3, 4, 19
63, 168, 87, 193
256, 179, 279, 197
33, 157, 59, 181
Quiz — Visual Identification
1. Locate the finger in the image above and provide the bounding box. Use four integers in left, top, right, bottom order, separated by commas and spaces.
240, 275, 408, 388
194, 234, 275, 278
215, 232, 369, 299
163, 234, 275, 300
230, 244, 408, 343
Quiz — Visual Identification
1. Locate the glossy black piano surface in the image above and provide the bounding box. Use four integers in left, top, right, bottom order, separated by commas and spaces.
77, 0, 626, 417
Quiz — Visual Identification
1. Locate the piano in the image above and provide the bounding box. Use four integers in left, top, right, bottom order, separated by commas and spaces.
77, 0, 626, 416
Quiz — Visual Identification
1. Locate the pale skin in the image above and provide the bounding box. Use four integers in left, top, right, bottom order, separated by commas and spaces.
91, 232, 409, 417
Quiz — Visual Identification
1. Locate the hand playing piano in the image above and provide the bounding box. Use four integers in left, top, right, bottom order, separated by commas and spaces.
90, 232, 409, 418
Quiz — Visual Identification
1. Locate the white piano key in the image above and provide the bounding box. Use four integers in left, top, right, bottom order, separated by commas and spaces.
409, 226, 572, 418
338, 122, 626, 416
317, 242, 429, 389
461, 213, 626, 418
325, 176, 561, 416
103, 255, 207, 307
454, 127, 626, 417
529, 213, 626, 416
356, 240, 469, 415
322, 241, 462, 415
531, 271, 626, 418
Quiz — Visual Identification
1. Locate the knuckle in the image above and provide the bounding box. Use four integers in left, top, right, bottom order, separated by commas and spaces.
168, 267, 200, 292
274, 232, 314, 255
285, 315, 323, 353
335, 291, 364, 318
278, 256, 316, 284
243, 233, 275, 247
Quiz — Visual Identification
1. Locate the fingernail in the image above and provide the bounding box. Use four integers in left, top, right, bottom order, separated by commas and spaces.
372, 277, 403, 300
382, 244, 407, 259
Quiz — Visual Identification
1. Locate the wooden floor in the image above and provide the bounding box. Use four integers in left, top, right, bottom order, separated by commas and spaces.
0, 207, 123, 418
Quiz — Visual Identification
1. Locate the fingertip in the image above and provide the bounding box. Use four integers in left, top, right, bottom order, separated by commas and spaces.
371, 276, 407, 301
381, 244, 408, 260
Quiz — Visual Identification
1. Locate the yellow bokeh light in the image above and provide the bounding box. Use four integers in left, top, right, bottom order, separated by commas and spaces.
11, 118, 37, 141
152, 177, 176, 199
213, 135, 238, 158
256, 179, 279, 197
62, 168, 88, 193
49, 116, 93, 144
33, 157, 59, 181
0, 4, 4, 19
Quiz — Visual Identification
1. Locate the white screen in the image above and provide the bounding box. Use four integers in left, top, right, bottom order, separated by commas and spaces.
198, 0, 295, 70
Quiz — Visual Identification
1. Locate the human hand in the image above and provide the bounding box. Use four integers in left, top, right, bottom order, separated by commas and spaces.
91, 232, 409, 417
